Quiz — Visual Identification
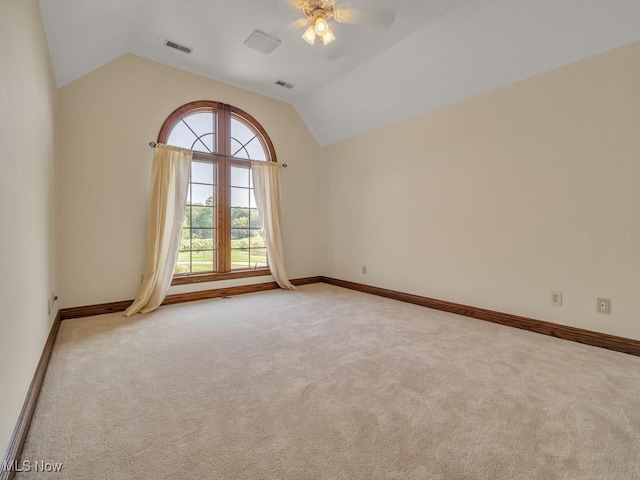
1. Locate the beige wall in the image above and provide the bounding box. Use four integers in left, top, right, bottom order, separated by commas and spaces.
0, 0, 57, 456
56, 54, 322, 308
322, 41, 640, 340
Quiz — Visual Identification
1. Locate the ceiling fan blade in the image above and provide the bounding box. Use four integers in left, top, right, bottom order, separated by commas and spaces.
270, 0, 310, 37
271, 17, 311, 39
289, 0, 308, 10
293, 17, 311, 29
334, 7, 396, 28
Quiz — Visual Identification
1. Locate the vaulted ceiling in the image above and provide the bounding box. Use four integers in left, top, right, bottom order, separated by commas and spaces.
39, 0, 640, 146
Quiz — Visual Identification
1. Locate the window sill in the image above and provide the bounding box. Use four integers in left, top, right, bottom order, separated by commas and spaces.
171, 268, 271, 286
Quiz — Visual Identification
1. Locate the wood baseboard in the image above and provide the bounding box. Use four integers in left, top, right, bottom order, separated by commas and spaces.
320, 277, 640, 357
59, 276, 323, 320
59, 300, 133, 320
163, 281, 280, 306
1, 312, 62, 480
164, 276, 322, 305
290, 276, 323, 286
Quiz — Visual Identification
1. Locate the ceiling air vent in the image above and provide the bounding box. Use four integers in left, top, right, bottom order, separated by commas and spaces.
165, 39, 192, 54
244, 30, 281, 54
275, 80, 295, 89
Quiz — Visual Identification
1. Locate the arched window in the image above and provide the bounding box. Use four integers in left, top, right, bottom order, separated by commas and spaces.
158, 101, 277, 284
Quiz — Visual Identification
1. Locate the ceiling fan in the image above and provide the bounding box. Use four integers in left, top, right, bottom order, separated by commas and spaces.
293, 0, 345, 45
291, 0, 395, 47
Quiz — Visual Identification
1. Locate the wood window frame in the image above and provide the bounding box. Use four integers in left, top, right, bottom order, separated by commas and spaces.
158, 101, 277, 286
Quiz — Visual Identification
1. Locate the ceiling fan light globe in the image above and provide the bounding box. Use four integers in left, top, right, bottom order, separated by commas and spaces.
302, 25, 317, 44
321, 27, 336, 45
314, 16, 329, 35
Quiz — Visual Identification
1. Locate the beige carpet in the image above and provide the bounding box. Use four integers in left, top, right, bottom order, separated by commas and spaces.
17, 283, 640, 479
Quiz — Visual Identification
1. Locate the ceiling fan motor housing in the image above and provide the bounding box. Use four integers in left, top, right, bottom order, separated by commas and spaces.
302, 0, 337, 20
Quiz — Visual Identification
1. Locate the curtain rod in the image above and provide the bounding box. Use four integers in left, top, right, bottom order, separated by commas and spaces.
149, 142, 287, 168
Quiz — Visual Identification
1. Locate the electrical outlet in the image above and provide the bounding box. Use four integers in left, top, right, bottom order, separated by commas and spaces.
597, 298, 610, 314
361, 265, 367, 274
550, 291, 563, 306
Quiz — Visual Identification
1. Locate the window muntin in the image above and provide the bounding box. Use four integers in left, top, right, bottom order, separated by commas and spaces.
230, 115, 267, 160
158, 101, 276, 281
167, 111, 217, 154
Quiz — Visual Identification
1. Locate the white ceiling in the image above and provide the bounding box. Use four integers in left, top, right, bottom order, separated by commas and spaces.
39, 0, 640, 146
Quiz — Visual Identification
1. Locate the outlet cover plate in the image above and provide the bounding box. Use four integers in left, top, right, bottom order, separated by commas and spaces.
550, 291, 563, 306
597, 297, 610, 314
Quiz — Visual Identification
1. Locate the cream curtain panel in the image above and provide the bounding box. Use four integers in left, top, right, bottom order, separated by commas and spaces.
251, 161, 296, 290
124, 144, 193, 316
